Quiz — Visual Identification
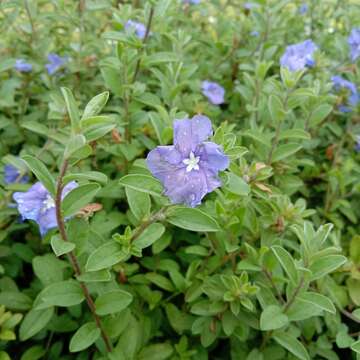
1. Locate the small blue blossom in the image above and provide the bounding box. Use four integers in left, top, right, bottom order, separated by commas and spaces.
251, 30, 260, 37
355, 135, 360, 152
45, 53, 68, 75
4, 164, 29, 184
183, 0, 200, 4
13, 181, 77, 236
125, 20, 147, 40
201, 81, 225, 105
299, 3, 308, 15
280, 39, 317, 72
14, 59, 32, 73
244, 2, 255, 10
348, 28, 360, 62
147, 115, 229, 207
331, 75, 359, 112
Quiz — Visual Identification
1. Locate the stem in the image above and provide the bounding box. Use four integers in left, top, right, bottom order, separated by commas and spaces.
55, 160, 112, 353
132, 6, 155, 83
262, 269, 285, 304
266, 121, 282, 165
24, 0, 36, 42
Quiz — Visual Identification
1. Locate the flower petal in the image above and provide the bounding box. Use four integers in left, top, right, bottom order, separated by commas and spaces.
173, 115, 213, 155
198, 141, 229, 173
147, 146, 183, 182
38, 208, 58, 236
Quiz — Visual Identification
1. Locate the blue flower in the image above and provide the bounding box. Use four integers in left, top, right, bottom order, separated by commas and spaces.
4, 164, 29, 184
244, 2, 255, 10
355, 135, 360, 152
14, 59, 32, 73
201, 81, 225, 105
13, 181, 77, 236
331, 75, 359, 112
183, 0, 200, 3
147, 115, 229, 207
299, 3, 308, 15
45, 53, 68, 75
250, 30, 260, 37
348, 28, 360, 62
125, 20, 147, 40
280, 39, 317, 72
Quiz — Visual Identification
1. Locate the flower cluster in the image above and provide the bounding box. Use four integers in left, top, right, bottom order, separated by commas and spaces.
4, 165, 29, 184
280, 39, 317, 72
201, 81, 225, 105
125, 20, 147, 40
331, 75, 359, 112
13, 181, 77, 235
147, 115, 229, 207
348, 28, 360, 62
14, 59, 32, 73
45, 53, 68, 75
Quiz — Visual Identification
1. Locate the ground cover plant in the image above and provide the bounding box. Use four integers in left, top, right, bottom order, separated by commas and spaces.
0, 0, 360, 359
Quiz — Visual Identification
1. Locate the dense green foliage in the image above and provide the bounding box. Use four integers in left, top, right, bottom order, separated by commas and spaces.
0, 0, 360, 359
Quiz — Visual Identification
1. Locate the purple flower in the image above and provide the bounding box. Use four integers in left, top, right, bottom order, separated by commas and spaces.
4, 165, 29, 184
251, 30, 260, 37
348, 28, 360, 62
280, 39, 317, 72
14, 59, 32, 73
201, 81, 225, 105
146, 115, 229, 207
299, 3, 308, 15
355, 135, 360, 152
244, 2, 255, 10
331, 75, 359, 112
45, 53, 67, 75
13, 181, 77, 236
125, 20, 146, 40
183, 0, 200, 3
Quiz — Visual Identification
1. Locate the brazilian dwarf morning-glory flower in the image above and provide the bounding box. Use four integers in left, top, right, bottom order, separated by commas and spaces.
348, 28, 360, 62
183, 0, 200, 4
45, 53, 68, 75
14, 59, 32, 73
280, 39, 317, 72
4, 164, 29, 185
299, 3, 308, 15
201, 81, 225, 105
331, 75, 359, 112
355, 135, 360, 152
125, 20, 147, 40
13, 181, 77, 236
146, 115, 229, 207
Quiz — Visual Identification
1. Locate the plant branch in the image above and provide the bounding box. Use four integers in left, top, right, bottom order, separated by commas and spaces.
55, 160, 112, 353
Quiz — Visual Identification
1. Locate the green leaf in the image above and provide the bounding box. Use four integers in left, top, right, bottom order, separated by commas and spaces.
133, 223, 165, 250
272, 143, 302, 162
62, 183, 101, 217
22, 155, 56, 196
32, 254, 66, 286
125, 187, 151, 220
95, 290, 133, 315
271, 246, 298, 285
145, 272, 175, 292
50, 234, 75, 256
64, 134, 86, 159
309, 104, 333, 126
84, 123, 116, 141
61, 87, 80, 132
19, 307, 54, 341
82, 91, 109, 119
273, 331, 310, 360
20, 345, 46, 360
351, 340, 360, 354
297, 292, 336, 314
69, 322, 101, 352
278, 129, 310, 141
260, 305, 288, 331
22, 121, 49, 137
226, 173, 251, 196
119, 174, 163, 197
36, 280, 84, 309
309, 255, 347, 280
80, 115, 114, 129
63, 171, 108, 185
77, 270, 111, 283
86, 241, 127, 272
166, 206, 220, 232
268, 95, 285, 122
0, 291, 32, 310
68, 144, 93, 165
137, 344, 174, 360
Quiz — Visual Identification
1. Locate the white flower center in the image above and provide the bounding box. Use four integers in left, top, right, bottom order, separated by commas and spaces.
183, 151, 200, 172
42, 194, 55, 213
